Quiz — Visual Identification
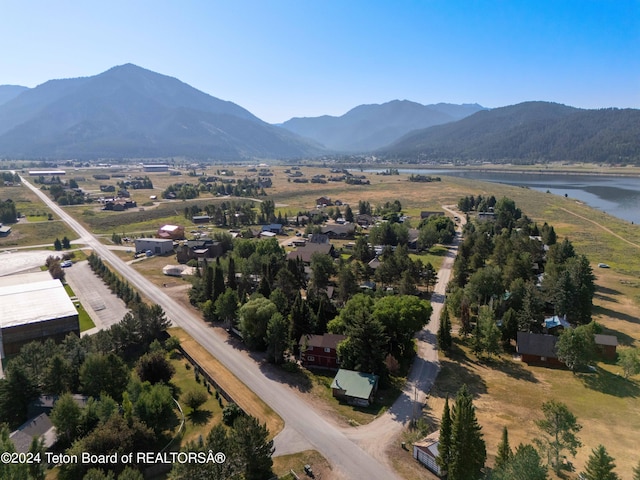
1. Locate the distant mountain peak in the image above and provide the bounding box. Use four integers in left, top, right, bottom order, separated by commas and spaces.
280, 100, 485, 151
0, 65, 322, 160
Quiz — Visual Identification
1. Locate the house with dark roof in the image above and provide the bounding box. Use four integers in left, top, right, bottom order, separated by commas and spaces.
299, 333, 347, 370
355, 214, 375, 227
176, 239, 223, 263
595, 334, 618, 360
9, 414, 56, 453
286, 242, 335, 264
261, 223, 283, 234
316, 196, 332, 206
321, 223, 356, 239
331, 369, 379, 407
309, 233, 330, 244
516, 332, 563, 366
413, 431, 442, 476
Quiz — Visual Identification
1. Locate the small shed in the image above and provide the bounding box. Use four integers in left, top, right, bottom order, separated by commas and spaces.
595, 334, 618, 360
413, 431, 442, 476
330, 369, 379, 407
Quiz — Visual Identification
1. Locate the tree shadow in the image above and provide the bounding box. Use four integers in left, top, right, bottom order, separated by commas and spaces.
187, 408, 213, 426
258, 361, 313, 393
491, 357, 539, 383
579, 368, 640, 398
594, 292, 618, 303
596, 285, 622, 296
429, 356, 488, 400
593, 305, 639, 325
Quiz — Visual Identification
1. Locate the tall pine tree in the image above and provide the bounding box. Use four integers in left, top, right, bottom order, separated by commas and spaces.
437, 305, 453, 353
494, 426, 512, 471
582, 445, 619, 480
448, 385, 486, 480
437, 396, 452, 473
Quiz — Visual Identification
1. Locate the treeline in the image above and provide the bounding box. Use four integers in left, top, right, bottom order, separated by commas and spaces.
0, 172, 20, 184
0, 198, 17, 223
116, 176, 153, 190
182, 200, 259, 227
88, 253, 142, 307
408, 174, 441, 182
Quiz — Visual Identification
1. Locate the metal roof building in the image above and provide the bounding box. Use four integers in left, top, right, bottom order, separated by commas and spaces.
0, 271, 79, 358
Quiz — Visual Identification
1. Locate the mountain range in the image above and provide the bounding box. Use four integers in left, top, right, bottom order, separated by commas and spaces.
380, 102, 640, 164
0, 64, 638, 163
278, 100, 485, 151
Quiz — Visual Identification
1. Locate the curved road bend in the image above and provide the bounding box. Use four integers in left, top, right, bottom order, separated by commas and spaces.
344, 206, 464, 461
20, 176, 399, 480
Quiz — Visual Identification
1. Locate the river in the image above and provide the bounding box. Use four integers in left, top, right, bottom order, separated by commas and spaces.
367, 169, 640, 224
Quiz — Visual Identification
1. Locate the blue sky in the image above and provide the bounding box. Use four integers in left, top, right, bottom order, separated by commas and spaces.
1, 0, 638, 123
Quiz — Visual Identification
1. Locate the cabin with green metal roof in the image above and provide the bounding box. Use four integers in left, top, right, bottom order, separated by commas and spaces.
330, 369, 379, 407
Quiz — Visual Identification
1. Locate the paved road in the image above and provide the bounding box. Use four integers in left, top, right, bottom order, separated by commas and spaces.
20, 176, 400, 479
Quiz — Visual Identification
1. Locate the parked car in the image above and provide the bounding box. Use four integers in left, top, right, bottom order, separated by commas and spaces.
61, 260, 73, 267
598, 263, 610, 268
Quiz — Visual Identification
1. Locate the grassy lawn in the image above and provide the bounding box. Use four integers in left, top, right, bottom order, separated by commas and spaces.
0, 220, 77, 248
410, 244, 449, 271
169, 353, 226, 446
168, 328, 284, 439
63, 283, 96, 331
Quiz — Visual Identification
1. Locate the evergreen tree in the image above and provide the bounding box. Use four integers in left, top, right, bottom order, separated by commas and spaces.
213, 266, 225, 302
344, 204, 354, 223
535, 400, 582, 474
289, 293, 314, 352
62, 236, 71, 249
493, 443, 548, 480
495, 426, 512, 471
265, 312, 290, 365
227, 257, 237, 290
437, 396, 452, 473
437, 305, 453, 353
633, 459, 640, 480
54, 238, 62, 251
231, 415, 274, 480
203, 263, 213, 301
448, 385, 486, 480
582, 445, 619, 480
